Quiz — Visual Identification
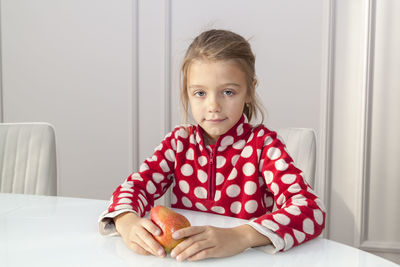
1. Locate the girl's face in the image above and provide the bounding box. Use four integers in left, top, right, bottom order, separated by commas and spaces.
187, 59, 249, 145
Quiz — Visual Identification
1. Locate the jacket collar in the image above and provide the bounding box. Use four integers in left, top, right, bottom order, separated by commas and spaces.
195, 114, 252, 150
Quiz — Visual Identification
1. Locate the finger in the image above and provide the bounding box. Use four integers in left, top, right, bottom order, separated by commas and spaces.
136, 228, 166, 257
187, 248, 214, 262
129, 233, 156, 256
172, 226, 206, 240
141, 218, 162, 236
171, 230, 206, 258
128, 241, 151, 255
175, 240, 215, 262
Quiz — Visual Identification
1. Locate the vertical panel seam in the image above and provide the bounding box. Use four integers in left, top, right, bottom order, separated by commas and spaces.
132, 0, 139, 171
359, 0, 376, 248
163, 0, 172, 207
0, 125, 9, 191
319, 0, 336, 239
164, 0, 172, 134
0, 1, 4, 122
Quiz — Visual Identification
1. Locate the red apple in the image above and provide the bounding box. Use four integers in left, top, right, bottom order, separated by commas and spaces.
150, 205, 191, 253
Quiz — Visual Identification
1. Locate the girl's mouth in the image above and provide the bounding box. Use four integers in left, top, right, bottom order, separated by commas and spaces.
206, 118, 226, 123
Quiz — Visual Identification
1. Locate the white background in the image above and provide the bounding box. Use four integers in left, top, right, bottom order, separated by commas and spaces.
0, 0, 399, 264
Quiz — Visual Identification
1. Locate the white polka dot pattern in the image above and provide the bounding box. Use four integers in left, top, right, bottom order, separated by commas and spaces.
233, 140, 246, 150
146, 181, 156, 194
107, 118, 326, 253
303, 218, 315, 235
185, 148, 194, 160
118, 198, 132, 204
216, 172, 225, 186
313, 209, 324, 225
237, 124, 244, 136
211, 206, 225, 214
261, 219, 279, 231
181, 164, 193, 176
226, 184, 241, 198
165, 149, 175, 162
230, 201, 242, 214
182, 197, 192, 207
194, 186, 207, 199
195, 202, 207, 211
140, 163, 149, 172
198, 156, 207, 167
244, 181, 257, 195
267, 147, 281, 160
171, 193, 177, 204
242, 146, 253, 158
159, 160, 170, 173
243, 163, 256, 176
281, 174, 297, 184
227, 168, 237, 180
221, 135, 234, 146
115, 204, 132, 210
270, 182, 279, 195
285, 205, 301, 216
152, 173, 164, 183
275, 159, 289, 171
197, 170, 207, 183
273, 213, 291, 225
177, 140, 184, 153
293, 229, 305, 243
216, 156, 226, 168
231, 155, 240, 166
264, 171, 273, 184
284, 233, 294, 251
119, 193, 133, 198
288, 183, 302, 193
214, 190, 221, 201
179, 180, 189, 193
245, 200, 258, 213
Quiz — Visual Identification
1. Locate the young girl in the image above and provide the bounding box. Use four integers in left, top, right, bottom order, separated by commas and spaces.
99, 29, 326, 262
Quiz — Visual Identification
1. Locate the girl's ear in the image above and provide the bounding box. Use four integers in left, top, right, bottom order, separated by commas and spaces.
253, 78, 258, 88
246, 78, 257, 103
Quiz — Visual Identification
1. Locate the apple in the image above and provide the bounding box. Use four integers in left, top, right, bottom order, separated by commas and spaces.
150, 205, 191, 253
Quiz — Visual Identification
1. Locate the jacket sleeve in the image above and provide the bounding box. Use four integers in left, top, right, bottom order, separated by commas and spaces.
98, 126, 185, 235
250, 131, 326, 252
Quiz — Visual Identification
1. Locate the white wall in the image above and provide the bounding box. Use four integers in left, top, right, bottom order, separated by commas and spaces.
0, 0, 135, 199
3, 0, 399, 264
327, 0, 400, 263
0, 0, 326, 200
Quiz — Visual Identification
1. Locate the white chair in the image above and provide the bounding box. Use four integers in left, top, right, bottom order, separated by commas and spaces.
276, 128, 316, 187
0, 123, 57, 195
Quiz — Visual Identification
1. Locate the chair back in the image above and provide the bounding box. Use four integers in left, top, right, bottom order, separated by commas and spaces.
276, 128, 316, 187
0, 123, 57, 195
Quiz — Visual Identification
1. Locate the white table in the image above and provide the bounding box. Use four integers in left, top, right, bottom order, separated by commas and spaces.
0, 193, 398, 267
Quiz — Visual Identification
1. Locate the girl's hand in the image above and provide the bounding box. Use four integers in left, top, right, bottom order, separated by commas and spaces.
114, 212, 166, 257
170, 224, 271, 262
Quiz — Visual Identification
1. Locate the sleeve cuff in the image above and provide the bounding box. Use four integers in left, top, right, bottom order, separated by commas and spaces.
98, 209, 139, 236
247, 221, 284, 254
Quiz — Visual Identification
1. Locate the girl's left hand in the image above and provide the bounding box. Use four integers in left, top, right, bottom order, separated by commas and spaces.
169, 225, 256, 262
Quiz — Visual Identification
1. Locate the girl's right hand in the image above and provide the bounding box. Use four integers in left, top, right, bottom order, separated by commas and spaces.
114, 212, 166, 257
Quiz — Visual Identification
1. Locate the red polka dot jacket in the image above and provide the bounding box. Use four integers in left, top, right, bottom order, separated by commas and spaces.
99, 115, 326, 252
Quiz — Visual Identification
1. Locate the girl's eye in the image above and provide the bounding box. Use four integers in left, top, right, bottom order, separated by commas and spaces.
224, 90, 234, 96
194, 91, 205, 97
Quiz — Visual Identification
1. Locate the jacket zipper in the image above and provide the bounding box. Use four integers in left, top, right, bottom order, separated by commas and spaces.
208, 148, 217, 200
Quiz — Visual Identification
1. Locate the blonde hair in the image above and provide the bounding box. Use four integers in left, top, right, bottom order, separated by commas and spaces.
180, 29, 265, 123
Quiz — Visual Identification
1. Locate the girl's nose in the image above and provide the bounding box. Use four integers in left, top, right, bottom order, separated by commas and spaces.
207, 97, 221, 113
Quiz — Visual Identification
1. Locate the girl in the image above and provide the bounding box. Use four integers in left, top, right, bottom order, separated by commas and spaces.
99, 29, 326, 262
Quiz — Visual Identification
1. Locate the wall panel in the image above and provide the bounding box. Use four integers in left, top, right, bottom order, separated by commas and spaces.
363, 0, 400, 262
0, 0, 327, 207
0, 0, 135, 199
